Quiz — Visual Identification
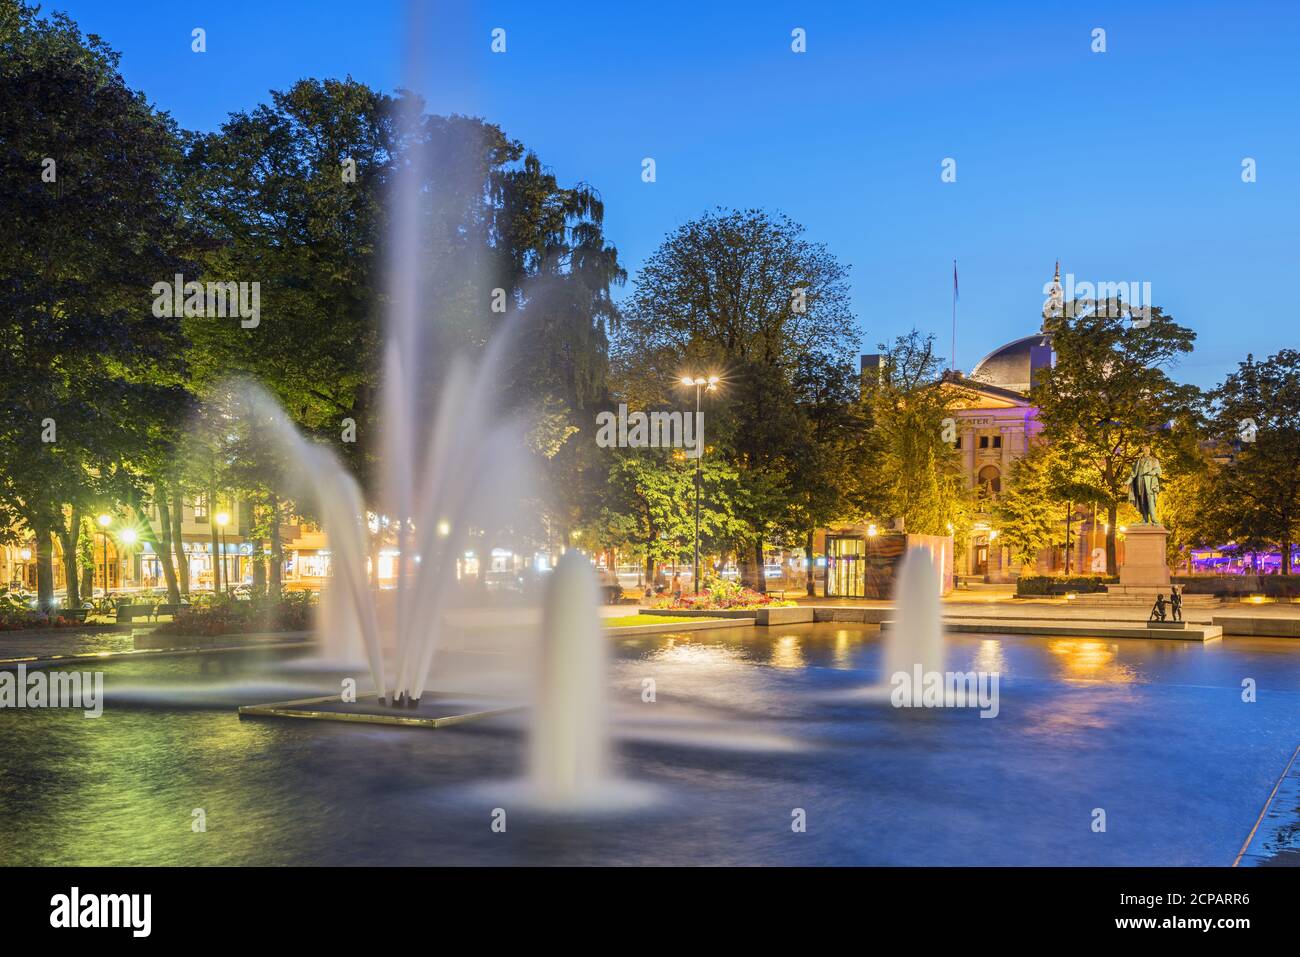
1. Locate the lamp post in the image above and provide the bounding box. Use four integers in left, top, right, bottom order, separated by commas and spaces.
119, 527, 137, 592
97, 513, 112, 597
678, 373, 719, 595
215, 512, 231, 596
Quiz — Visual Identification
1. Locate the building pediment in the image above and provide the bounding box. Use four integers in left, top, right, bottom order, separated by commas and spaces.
940, 372, 1034, 409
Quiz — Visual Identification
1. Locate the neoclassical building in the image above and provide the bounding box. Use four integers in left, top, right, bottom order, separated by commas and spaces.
942, 264, 1111, 582
944, 334, 1049, 580
818, 265, 1110, 591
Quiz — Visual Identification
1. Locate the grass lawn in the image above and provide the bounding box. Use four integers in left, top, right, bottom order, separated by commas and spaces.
604, 614, 720, 628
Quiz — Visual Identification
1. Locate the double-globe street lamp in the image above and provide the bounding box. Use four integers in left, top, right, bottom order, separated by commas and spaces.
678, 373, 720, 595
215, 511, 231, 596
96, 513, 112, 596
95, 514, 137, 599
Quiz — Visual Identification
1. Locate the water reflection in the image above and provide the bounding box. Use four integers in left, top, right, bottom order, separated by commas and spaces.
1045, 639, 1140, 684
3, 624, 1300, 865
972, 639, 1007, 677
770, 634, 806, 670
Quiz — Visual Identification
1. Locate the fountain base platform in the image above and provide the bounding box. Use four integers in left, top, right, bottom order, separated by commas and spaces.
238, 692, 521, 728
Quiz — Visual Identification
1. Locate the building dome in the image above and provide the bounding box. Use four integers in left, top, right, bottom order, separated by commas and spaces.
969, 333, 1053, 394
966, 263, 1059, 394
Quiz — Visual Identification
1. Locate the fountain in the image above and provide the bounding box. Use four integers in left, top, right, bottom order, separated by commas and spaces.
233, 0, 626, 810
530, 551, 611, 807
884, 547, 946, 681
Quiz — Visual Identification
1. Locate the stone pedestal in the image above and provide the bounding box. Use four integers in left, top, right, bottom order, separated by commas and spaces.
1101, 523, 1171, 603
1119, 524, 1171, 588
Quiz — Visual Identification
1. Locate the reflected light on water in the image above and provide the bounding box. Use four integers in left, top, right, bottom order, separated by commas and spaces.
832, 630, 853, 669
647, 640, 744, 669
972, 639, 1007, 676
770, 634, 805, 670
1046, 639, 1139, 684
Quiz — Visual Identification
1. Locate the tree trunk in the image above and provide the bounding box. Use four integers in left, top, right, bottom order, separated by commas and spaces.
753, 539, 766, 594
253, 548, 267, 593
150, 493, 182, 606
268, 491, 283, 600
1106, 503, 1118, 575
171, 487, 189, 596
805, 528, 817, 597
155, 492, 181, 604
57, 506, 81, 609
1063, 501, 1073, 575
32, 518, 55, 613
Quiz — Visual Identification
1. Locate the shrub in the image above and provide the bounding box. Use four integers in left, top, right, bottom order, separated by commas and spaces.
156, 592, 316, 637
1015, 575, 1116, 596
1173, 575, 1300, 598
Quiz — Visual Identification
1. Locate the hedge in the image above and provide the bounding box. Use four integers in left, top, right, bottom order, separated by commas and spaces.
1016, 575, 1116, 596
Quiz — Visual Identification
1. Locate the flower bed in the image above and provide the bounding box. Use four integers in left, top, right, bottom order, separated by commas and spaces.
649, 578, 796, 611
154, 593, 316, 637
0, 588, 90, 631
0, 610, 90, 632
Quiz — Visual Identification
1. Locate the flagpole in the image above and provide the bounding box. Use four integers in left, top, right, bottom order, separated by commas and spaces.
951, 259, 958, 373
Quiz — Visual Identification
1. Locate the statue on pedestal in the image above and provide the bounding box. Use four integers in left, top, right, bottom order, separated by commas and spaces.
1128, 445, 1163, 525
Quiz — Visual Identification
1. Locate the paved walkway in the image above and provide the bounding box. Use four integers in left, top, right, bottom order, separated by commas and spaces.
1236, 743, 1300, 866
792, 593, 1300, 626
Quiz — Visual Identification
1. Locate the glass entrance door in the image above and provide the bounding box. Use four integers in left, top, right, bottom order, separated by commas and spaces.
826, 536, 866, 598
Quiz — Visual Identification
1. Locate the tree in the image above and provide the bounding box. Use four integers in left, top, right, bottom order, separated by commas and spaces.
1202, 350, 1300, 573
597, 450, 749, 583
182, 78, 624, 548
995, 441, 1102, 570
1160, 452, 1219, 571
996, 446, 1061, 567
866, 331, 973, 538
0, 2, 190, 609
1033, 298, 1201, 573
612, 208, 859, 587
782, 353, 882, 594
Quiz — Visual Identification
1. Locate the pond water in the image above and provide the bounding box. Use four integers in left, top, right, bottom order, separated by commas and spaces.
1, 623, 1297, 865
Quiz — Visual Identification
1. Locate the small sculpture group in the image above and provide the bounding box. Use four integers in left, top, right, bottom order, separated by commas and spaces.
1149, 585, 1183, 623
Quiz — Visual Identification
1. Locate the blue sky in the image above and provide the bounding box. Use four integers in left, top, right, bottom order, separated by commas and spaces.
51, 0, 1300, 387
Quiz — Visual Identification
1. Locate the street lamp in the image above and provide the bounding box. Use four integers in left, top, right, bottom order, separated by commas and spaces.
119, 527, 137, 591
97, 513, 112, 596
678, 373, 720, 595
215, 511, 231, 596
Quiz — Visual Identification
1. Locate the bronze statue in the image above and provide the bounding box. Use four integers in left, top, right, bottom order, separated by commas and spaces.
1128, 445, 1163, 525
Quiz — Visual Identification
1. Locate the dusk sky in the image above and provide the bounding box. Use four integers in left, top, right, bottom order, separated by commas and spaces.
53, 0, 1300, 387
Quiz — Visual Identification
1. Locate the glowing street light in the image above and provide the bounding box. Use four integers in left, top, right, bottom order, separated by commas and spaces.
677, 372, 721, 594
96, 514, 112, 595
215, 511, 231, 595
117, 527, 138, 592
